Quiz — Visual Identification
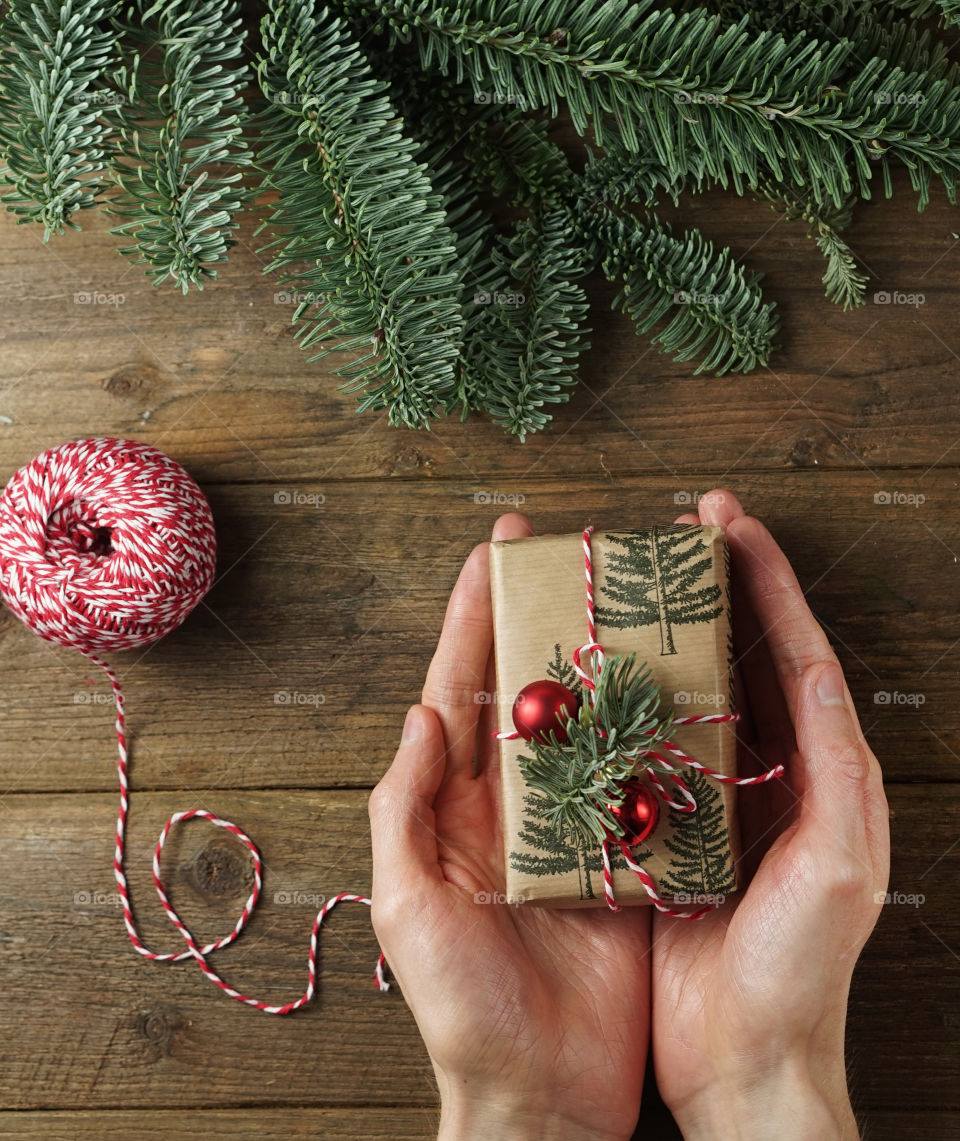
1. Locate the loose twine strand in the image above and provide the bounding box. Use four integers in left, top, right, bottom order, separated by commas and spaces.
0, 438, 387, 1015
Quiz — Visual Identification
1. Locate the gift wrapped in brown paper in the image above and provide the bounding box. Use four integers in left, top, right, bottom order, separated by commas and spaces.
489, 525, 742, 909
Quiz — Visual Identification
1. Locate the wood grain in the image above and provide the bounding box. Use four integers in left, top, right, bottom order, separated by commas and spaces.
0, 473, 956, 793
0, 1109, 443, 1140
1, 172, 959, 483
1, 144, 959, 1139
0, 787, 956, 1120
0, 1109, 954, 1141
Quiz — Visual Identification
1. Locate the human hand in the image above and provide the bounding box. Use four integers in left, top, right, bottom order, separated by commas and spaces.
368, 513, 651, 1141
652, 490, 890, 1140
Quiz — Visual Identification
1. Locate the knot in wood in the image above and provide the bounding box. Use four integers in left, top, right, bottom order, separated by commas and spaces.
188, 840, 254, 900
136, 1003, 185, 1052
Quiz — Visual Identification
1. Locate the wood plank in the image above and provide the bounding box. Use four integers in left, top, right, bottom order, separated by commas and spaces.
0, 787, 955, 1112
0, 1109, 441, 1139
0, 472, 956, 792
0, 790, 433, 1109
0, 1108, 955, 1141
1, 172, 959, 481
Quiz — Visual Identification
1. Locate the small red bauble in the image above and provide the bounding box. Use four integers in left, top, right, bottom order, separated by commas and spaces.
512, 680, 579, 743
607, 780, 659, 845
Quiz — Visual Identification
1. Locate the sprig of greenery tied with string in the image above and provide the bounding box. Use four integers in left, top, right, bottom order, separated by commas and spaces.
518, 653, 679, 849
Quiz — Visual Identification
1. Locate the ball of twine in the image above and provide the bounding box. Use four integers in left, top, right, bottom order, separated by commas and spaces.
0, 436, 217, 654
0, 436, 387, 1014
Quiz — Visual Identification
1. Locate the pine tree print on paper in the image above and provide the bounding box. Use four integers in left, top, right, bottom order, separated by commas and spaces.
596, 526, 723, 655
510, 793, 641, 900
546, 641, 582, 698
510, 792, 604, 899
510, 645, 595, 897
660, 769, 735, 897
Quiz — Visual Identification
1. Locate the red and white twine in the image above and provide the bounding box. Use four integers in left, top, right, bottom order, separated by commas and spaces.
0, 438, 387, 1014
501, 525, 785, 918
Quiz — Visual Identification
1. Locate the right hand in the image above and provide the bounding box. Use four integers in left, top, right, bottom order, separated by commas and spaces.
652, 489, 890, 1140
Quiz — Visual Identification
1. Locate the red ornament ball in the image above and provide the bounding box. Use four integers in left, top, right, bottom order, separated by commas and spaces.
607, 781, 660, 845
512, 680, 579, 743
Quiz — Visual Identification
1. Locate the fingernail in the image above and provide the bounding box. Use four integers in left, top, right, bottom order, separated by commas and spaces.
401, 705, 424, 744
816, 663, 846, 707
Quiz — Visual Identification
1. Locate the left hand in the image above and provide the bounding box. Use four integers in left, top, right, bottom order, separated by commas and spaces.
368, 512, 651, 1141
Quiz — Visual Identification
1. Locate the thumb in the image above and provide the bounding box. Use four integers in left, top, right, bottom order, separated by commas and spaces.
369, 704, 448, 907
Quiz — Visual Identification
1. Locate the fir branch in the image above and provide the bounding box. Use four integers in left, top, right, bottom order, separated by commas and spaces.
761, 182, 869, 310
342, 0, 960, 207
355, 51, 520, 418
376, 50, 572, 209
0, 0, 120, 237
518, 653, 678, 849
462, 112, 571, 208
365, 51, 589, 432
407, 141, 507, 418
467, 207, 592, 440
255, 0, 466, 428
893, 0, 960, 26
106, 0, 252, 292
841, 10, 960, 82
576, 200, 778, 375
578, 143, 698, 211
386, 76, 588, 432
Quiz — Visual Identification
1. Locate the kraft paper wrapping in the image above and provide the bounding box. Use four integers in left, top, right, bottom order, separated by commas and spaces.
489, 526, 741, 908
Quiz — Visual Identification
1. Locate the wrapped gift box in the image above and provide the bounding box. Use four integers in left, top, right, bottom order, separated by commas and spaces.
489, 525, 741, 907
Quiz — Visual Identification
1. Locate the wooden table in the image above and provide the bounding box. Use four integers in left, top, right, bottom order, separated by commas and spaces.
0, 169, 957, 1140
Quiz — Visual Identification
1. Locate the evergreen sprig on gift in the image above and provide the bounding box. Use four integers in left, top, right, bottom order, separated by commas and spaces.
518, 652, 679, 849
2, 0, 960, 433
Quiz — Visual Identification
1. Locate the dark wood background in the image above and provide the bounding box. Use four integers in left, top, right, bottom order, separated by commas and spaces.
0, 166, 958, 1140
